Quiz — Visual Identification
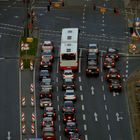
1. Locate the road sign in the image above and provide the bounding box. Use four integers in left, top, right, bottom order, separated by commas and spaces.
100, 7, 107, 13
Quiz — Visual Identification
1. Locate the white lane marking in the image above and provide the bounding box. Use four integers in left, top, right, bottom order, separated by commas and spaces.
80, 85, 83, 91
101, 29, 105, 31
126, 60, 129, 64
116, 112, 123, 121
105, 104, 108, 111
83, 114, 86, 120
103, 94, 106, 100
102, 20, 104, 22
7, 131, 11, 140
0, 57, 5, 60
125, 74, 128, 78
56, 86, 58, 92
100, 51, 103, 72
18, 70, 22, 140
107, 124, 110, 131
57, 96, 59, 101
58, 115, 60, 121
102, 15, 104, 18
83, 20, 86, 23
83, 12, 85, 16
106, 114, 109, 120
109, 134, 112, 140
59, 125, 61, 131
126, 65, 128, 68
56, 58, 59, 73
56, 77, 58, 82
102, 23, 105, 26
0, 34, 1, 38
81, 94, 83, 101
78, 49, 82, 73
94, 112, 98, 121
8, 5, 11, 8
85, 135, 88, 140
91, 86, 94, 95
84, 124, 87, 131
33, 66, 38, 137
102, 85, 104, 91
3, 9, 7, 11
126, 69, 128, 73
84, 4, 87, 7
79, 76, 81, 82
83, 17, 85, 20
59, 136, 62, 140
101, 76, 104, 82
14, 16, 19, 18
57, 105, 60, 111
82, 105, 85, 111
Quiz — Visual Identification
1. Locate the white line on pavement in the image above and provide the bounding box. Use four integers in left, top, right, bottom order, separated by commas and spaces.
101, 29, 105, 31
57, 96, 59, 101
84, 124, 87, 131
101, 76, 104, 82
83, 114, 86, 120
58, 115, 60, 121
79, 76, 81, 82
56, 59, 59, 73
102, 20, 104, 22
82, 105, 85, 111
106, 114, 109, 120
80, 85, 83, 91
57, 105, 60, 111
126, 74, 128, 78
85, 134, 88, 140
105, 104, 108, 111
126, 65, 128, 68
109, 134, 112, 140
126, 60, 129, 64
84, 4, 87, 7
56, 86, 58, 92
107, 124, 110, 131
33, 67, 38, 137
59, 125, 61, 131
100, 51, 103, 72
102, 85, 105, 91
59, 136, 62, 140
81, 94, 83, 101
103, 94, 106, 100
56, 77, 58, 82
83, 17, 85, 20
18, 70, 22, 140
78, 49, 82, 73
126, 69, 128, 73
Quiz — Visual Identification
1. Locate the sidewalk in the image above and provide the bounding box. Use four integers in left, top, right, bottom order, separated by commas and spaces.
127, 69, 140, 140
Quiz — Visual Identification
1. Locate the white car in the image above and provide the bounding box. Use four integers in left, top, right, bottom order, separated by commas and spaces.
40, 98, 52, 108
88, 44, 99, 54
42, 41, 54, 52
64, 89, 76, 101
63, 70, 75, 79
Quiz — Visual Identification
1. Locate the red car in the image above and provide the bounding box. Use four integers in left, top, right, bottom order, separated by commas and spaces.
103, 57, 115, 69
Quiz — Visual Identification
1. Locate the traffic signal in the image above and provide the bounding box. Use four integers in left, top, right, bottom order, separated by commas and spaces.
47, 5, 50, 11
114, 8, 117, 14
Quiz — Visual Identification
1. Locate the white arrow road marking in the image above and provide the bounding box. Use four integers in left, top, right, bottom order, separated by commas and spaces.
116, 112, 123, 121
94, 112, 98, 121
91, 86, 94, 95
7, 131, 11, 140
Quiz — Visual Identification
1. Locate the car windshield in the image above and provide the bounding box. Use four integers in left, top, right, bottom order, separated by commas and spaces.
65, 92, 74, 95
67, 122, 76, 128
64, 101, 73, 107
65, 78, 73, 82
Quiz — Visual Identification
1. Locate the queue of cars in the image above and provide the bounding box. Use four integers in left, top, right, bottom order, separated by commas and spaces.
86, 44, 99, 76
39, 41, 56, 140
103, 48, 122, 93
61, 70, 81, 140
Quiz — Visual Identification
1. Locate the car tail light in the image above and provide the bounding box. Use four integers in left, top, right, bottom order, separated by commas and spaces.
40, 61, 43, 65
76, 128, 78, 132
107, 74, 109, 77
65, 128, 68, 132
112, 62, 115, 65
119, 85, 122, 88
73, 118, 76, 121
64, 118, 66, 121
97, 68, 99, 72
117, 74, 120, 78
63, 108, 66, 111
43, 113, 46, 117
104, 63, 106, 65
110, 85, 112, 88
72, 108, 75, 111
68, 116, 71, 119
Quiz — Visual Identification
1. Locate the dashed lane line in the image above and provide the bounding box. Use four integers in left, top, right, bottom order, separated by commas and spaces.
84, 124, 87, 131
82, 105, 85, 111
103, 94, 106, 101
59, 125, 61, 131
79, 76, 81, 82
102, 85, 105, 91
59, 136, 62, 140
58, 115, 60, 121
57, 96, 59, 102
80, 85, 83, 91
101, 76, 104, 82
83, 114, 86, 120
104, 104, 108, 111
107, 124, 110, 131
109, 134, 112, 140
106, 114, 109, 120
57, 105, 60, 111
81, 94, 84, 101
85, 135, 88, 140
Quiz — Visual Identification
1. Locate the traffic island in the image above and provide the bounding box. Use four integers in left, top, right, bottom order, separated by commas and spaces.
20, 37, 38, 70
127, 69, 140, 140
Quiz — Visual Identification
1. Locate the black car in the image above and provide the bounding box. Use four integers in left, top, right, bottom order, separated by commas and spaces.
103, 57, 115, 69
63, 110, 76, 123
86, 60, 99, 76
40, 89, 52, 99
106, 68, 121, 82
62, 78, 75, 90
62, 101, 75, 112
109, 79, 122, 92
39, 70, 50, 81
64, 121, 78, 135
